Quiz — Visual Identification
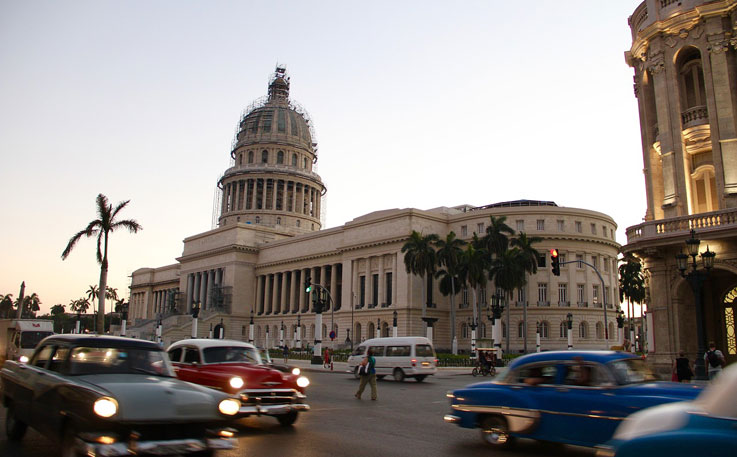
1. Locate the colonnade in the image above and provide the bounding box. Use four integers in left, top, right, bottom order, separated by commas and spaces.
221, 177, 321, 218
186, 268, 225, 311
255, 263, 341, 315
152, 288, 179, 315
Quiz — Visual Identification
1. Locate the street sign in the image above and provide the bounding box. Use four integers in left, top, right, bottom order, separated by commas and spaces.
329, 330, 335, 340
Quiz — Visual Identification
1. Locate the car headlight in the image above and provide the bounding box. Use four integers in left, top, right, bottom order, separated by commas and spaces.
93, 397, 118, 418
229, 376, 244, 389
296, 376, 310, 388
19, 355, 29, 363
218, 398, 241, 416
291, 367, 301, 376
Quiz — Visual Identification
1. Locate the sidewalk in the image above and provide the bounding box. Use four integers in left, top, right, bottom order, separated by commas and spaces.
284, 358, 507, 378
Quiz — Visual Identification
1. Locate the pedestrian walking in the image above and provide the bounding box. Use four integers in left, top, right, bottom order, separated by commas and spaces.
704, 341, 726, 380
355, 348, 377, 400
283, 344, 289, 363
323, 347, 331, 369
672, 351, 693, 382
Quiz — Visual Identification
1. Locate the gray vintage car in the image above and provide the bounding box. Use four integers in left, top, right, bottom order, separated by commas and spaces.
0, 334, 240, 457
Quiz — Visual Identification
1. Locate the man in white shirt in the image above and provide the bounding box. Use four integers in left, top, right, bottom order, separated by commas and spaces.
704, 341, 726, 380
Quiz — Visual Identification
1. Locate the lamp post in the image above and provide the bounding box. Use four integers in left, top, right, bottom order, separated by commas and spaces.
566, 313, 573, 350
297, 313, 302, 349
535, 321, 541, 353
392, 310, 398, 338
489, 293, 505, 353
675, 229, 715, 380
468, 317, 479, 357
191, 302, 200, 339
248, 309, 254, 344
376, 318, 381, 339
280, 320, 285, 347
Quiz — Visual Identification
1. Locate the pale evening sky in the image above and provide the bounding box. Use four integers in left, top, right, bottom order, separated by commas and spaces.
0, 0, 646, 315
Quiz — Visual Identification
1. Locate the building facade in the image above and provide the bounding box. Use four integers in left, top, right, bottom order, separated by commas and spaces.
128, 67, 621, 354
622, 0, 737, 376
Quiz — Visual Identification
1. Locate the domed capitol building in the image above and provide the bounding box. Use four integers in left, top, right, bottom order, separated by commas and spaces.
126, 66, 621, 354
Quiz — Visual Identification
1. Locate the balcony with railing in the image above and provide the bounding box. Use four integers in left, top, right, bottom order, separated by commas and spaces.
681, 105, 709, 129
625, 208, 737, 250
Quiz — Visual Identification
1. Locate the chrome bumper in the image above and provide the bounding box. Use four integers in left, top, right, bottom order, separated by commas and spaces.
239, 402, 310, 415
81, 437, 236, 457
444, 414, 461, 424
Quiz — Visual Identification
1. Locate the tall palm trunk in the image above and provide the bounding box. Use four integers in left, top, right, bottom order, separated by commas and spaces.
523, 289, 528, 353
450, 278, 457, 354
98, 261, 107, 334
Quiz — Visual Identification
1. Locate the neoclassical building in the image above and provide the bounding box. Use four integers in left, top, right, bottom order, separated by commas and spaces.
127, 67, 621, 353
622, 0, 737, 376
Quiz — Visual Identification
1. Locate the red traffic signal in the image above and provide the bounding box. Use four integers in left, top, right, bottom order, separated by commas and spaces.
550, 249, 561, 276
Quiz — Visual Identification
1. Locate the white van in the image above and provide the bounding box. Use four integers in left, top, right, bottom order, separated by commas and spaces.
347, 336, 437, 382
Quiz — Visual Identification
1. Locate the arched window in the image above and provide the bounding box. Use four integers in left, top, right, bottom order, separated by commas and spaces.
277, 150, 284, 164
292, 153, 297, 166
355, 323, 362, 343
539, 321, 549, 339
276, 217, 281, 225
502, 322, 506, 338
678, 48, 706, 111
322, 323, 327, 338
518, 321, 525, 338
303, 158, 308, 169
560, 322, 568, 338
238, 153, 243, 165
609, 322, 616, 341
461, 323, 468, 339
262, 150, 268, 163
248, 150, 253, 163
255, 216, 260, 224
596, 322, 604, 339
296, 220, 301, 227
579, 322, 588, 339
368, 322, 375, 339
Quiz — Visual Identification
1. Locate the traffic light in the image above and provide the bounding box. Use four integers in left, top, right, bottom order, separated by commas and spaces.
304, 276, 312, 293
191, 302, 200, 318
550, 248, 560, 276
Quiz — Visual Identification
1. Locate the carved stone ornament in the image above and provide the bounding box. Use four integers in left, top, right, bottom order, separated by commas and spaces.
664, 36, 678, 48
731, 36, 737, 49
692, 26, 704, 40
707, 33, 730, 54
647, 52, 665, 74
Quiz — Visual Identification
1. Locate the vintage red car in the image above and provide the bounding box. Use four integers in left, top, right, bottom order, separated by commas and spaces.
167, 339, 310, 426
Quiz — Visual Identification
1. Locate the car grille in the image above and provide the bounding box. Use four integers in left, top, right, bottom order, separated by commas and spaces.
240, 388, 300, 406
120, 422, 210, 441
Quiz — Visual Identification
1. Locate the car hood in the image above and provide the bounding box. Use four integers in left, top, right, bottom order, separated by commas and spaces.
202, 363, 288, 387
620, 381, 703, 400
78, 374, 228, 421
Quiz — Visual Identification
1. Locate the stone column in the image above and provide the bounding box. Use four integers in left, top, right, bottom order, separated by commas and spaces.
251, 179, 258, 210
290, 181, 297, 213
299, 268, 307, 312
271, 273, 279, 314
289, 270, 297, 313
330, 264, 338, 310
186, 274, 194, 310
320, 264, 328, 309
264, 274, 272, 314
256, 275, 264, 314
281, 271, 288, 314
378, 256, 385, 307
193, 273, 201, 308
353, 259, 360, 307
261, 179, 268, 210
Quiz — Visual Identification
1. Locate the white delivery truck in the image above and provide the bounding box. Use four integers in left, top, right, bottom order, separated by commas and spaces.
0, 319, 55, 363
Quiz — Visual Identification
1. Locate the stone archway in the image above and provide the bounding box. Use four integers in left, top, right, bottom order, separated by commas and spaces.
720, 284, 737, 362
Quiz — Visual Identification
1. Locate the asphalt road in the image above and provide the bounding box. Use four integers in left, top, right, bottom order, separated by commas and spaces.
0, 368, 597, 457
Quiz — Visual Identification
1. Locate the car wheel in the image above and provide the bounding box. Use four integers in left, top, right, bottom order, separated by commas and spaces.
393, 368, 405, 382
472, 368, 478, 377
480, 415, 514, 448
5, 405, 27, 441
60, 424, 81, 457
376, 375, 385, 380
415, 375, 426, 382
277, 411, 298, 427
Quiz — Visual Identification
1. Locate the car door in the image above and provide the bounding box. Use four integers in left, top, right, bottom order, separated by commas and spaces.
10, 344, 55, 430
31, 345, 70, 436
506, 362, 566, 441
170, 346, 203, 384
539, 361, 621, 445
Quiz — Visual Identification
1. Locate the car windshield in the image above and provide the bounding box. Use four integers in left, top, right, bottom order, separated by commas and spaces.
69, 346, 175, 377
608, 358, 658, 384
203, 346, 262, 364
20, 331, 54, 349
259, 349, 273, 364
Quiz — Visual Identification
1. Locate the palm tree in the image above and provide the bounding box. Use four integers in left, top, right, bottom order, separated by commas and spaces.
457, 239, 489, 352
488, 248, 528, 354
401, 231, 439, 324
483, 215, 515, 257
50, 304, 66, 316
434, 232, 466, 353
86, 285, 99, 331
619, 260, 645, 352
69, 297, 91, 314
62, 194, 142, 334
106, 286, 119, 303
0, 294, 13, 318
510, 232, 542, 352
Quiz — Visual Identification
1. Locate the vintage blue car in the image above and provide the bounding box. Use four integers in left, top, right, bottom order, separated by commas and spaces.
444, 351, 703, 449
598, 362, 737, 456
1, 334, 241, 457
